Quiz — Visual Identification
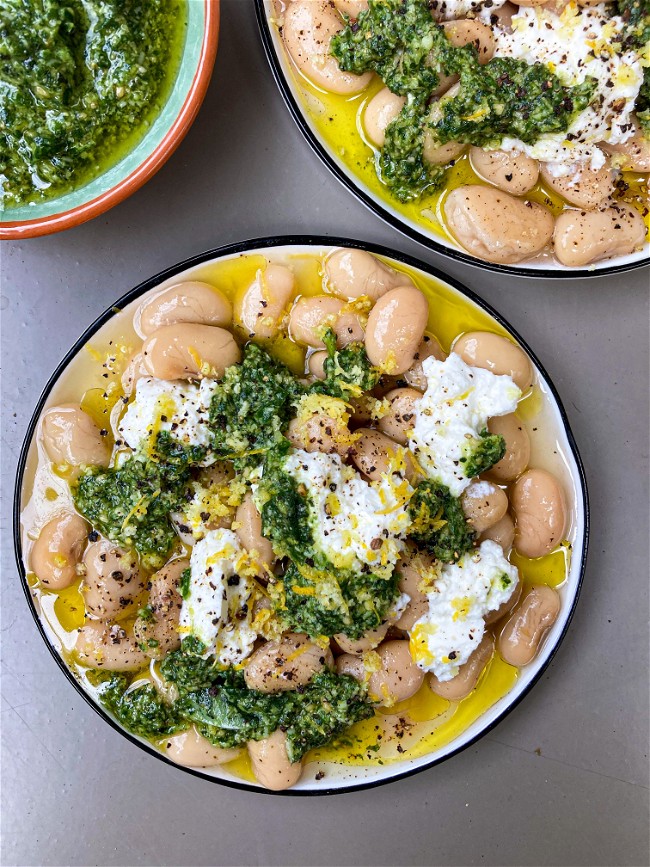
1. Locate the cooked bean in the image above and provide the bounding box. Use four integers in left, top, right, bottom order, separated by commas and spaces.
499, 584, 560, 666
470, 148, 539, 195
484, 413, 531, 482
289, 295, 364, 348
75, 621, 147, 670
444, 186, 554, 264
453, 331, 533, 392
540, 161, 614, 210
602, 119, 650, 172
335, 623, 389, 655
133, 558, 186, 659
363, 88, 406, 148
286, 411, 352, 457
30, 512, 89, 590
42, 404, 111, 468
235, 493, 275, 568
141, 323, 240, 381
377, 388, 421, 444
365, 285, 429, 375
81, 540, 145, 620
350, 427, 417, 482
484, 573, 521, 624
283, 1, 372, 94
423, 134, 466, 165
164, 727, 243, 767
325, 248, 415, 302
337, 640, 424, 705
248, 730, 304, 791
135, 281, 232, 337
234, 264, 295, 339
244, 633, 333, 693
308, 350, 328, 380
553, 202, 646, 267
332, 0, 368, 14
403, 333, 446, 390
121, 352, 148, 397
442, 19, 495, 63
428, 633, 495, 700
393, 551, 432, 631
479, 512, 516, 552
461, 480, 508, 533
511, 468, 567, 558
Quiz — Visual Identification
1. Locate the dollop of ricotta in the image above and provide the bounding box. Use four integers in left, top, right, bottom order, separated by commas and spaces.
179, 529, 258, 664
117, 377, 217, 464
409, 540, 519, 681
409, 354, 521, 497
490, 3, 644, 171
283, 449, 413, 577
431, 0, 509, 21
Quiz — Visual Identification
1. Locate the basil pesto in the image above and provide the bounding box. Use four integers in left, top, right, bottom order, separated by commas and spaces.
0, 0, 186, 209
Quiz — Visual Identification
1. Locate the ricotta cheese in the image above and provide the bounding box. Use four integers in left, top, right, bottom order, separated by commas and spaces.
409, 540, 519, 681
117, 377, 217, 465
179, 529, 257, 664
490, 4, 644, 171
283, 449, 413, 577
430, 0, 509, 21
409, 354, 521, 497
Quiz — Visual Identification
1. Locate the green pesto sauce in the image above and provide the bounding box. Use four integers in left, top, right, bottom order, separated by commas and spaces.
103, 655, 374, 762
407, 479, 475, 564
0, 0, 187, 209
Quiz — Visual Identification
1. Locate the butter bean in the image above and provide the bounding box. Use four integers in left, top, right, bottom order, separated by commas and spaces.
350, 427, 418, 482
164, 727, 243, 767
479, 512, 516, 552
442, 19, 495, 63
553, 202, 646, 267
337, 640, 424, 705
133, 558, 186, 659
286, 410, 353, 457
428, 633, 495, 700
365, 285, 428, 374
248, 730, 303, 791
234, 264, 295, 339
81, 540, 145, 620
42, 404, 111, 468
540, 161, 614, 210
499, 584, 561, 666
283, 0, 372, 94
289, 295, 364, 348
393, 550, 432, 631
235, 493, 275, 568
75, 621, 147, 671
403, 333, 446, 390
325, 248, 413, 301
470, 148, 539, 195
30, 512, 89, 589
602, 119, 650, 172
141, 323, 240, 380
461, 480, 508, 533
484, 413, 531, 482
308, 350, 328, 379
335, 624, 389, 655
377, 387, 421, 444
135, 281, 231, 337
444, 186, 554, 264
244, 634, 333, 693
363, 88, 406, 148
453, 331, 533, 392
511, 468, 567, 558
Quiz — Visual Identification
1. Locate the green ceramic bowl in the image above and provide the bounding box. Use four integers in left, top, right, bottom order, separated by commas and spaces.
1, 1, 220, 240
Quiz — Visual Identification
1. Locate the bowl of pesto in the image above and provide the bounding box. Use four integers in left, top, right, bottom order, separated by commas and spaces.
0, 0, 219, 239
257, 0, 649, 276
15, 237, 588, 793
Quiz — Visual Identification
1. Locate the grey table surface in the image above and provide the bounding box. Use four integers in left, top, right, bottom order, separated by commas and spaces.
1, 2, 649, 866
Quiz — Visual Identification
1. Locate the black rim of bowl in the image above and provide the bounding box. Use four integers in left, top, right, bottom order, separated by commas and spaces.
254, 0, 648, 281
14, 235, 590, 796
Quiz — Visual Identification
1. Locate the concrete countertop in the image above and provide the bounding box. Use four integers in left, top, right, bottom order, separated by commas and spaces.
1, 2, 648, 865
